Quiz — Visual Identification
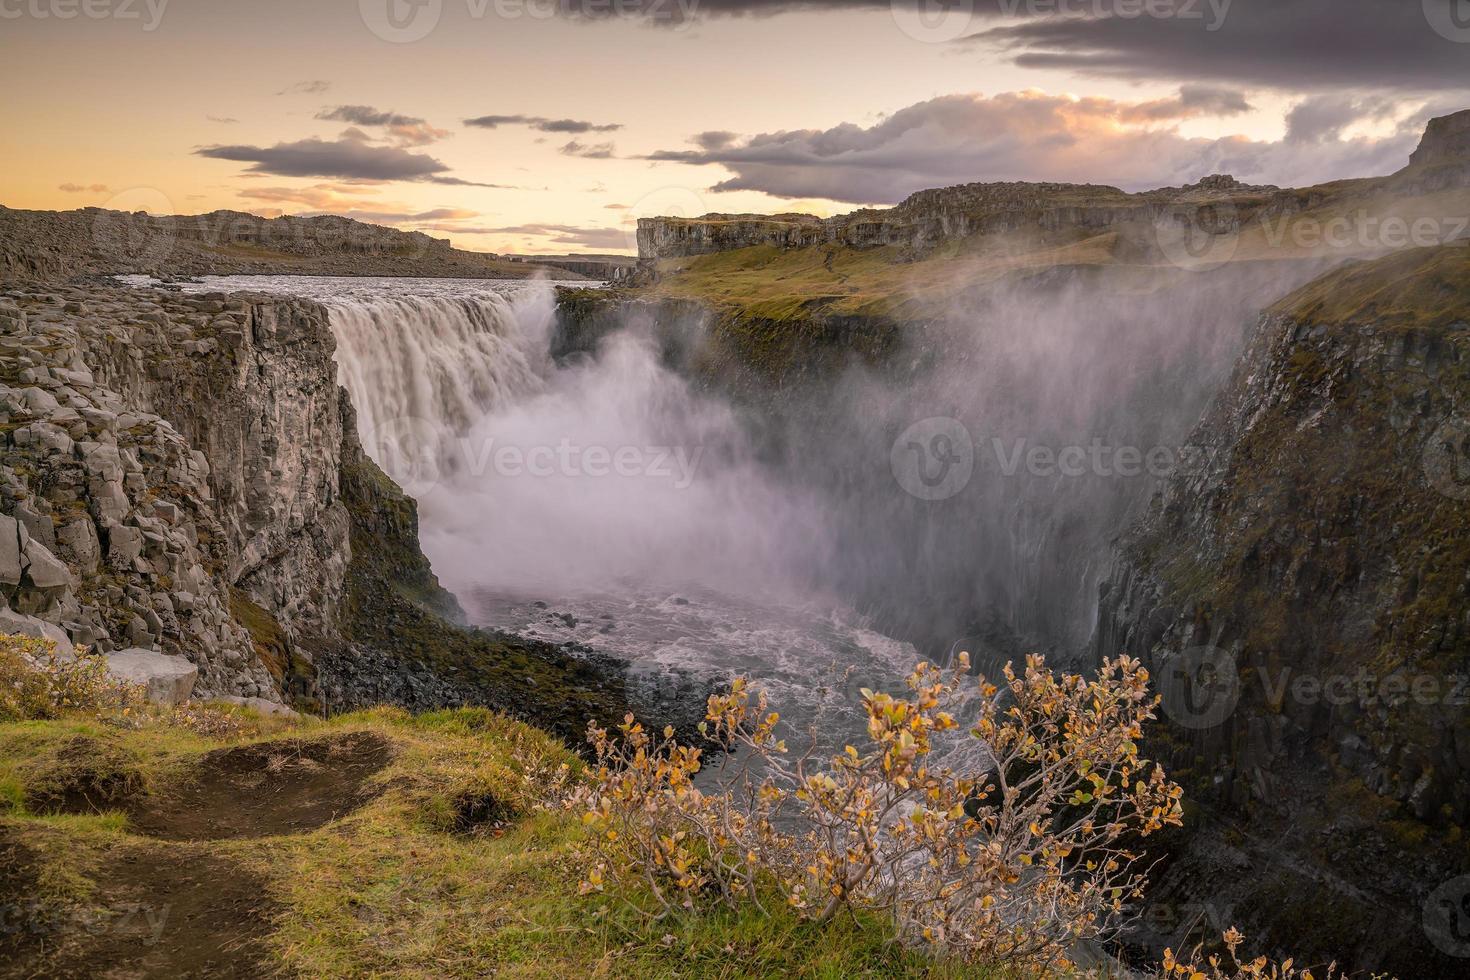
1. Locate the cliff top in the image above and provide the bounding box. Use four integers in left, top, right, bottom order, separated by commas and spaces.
0, 204, 583, 282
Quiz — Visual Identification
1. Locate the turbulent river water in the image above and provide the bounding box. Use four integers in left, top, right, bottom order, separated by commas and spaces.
148, 274, 944, 762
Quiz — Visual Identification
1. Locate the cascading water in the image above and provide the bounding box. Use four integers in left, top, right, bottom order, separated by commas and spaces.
161, 274, 933, 763
144, 260, 1335, 776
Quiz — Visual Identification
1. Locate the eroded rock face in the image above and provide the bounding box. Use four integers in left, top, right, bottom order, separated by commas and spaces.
0, 283, 350, 700
1092, 246, 1470, 976
634, 177, 1282, 260
1409, 107, 1470, 170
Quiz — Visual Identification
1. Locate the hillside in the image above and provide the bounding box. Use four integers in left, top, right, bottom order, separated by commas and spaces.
634, 110, 1470, 323
1093, 243, 1470, 977
0, 206, 586, 283
1, 703, 1008, 978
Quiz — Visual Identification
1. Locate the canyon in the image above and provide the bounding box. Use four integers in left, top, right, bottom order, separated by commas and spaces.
2, 108, 1469, 977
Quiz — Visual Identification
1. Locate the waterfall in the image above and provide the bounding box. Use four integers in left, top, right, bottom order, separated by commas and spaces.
326, 288, 552, 488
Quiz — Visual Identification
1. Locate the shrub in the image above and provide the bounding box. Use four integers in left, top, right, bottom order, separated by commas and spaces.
0, 632, 144, 722
577, 653, 1184, 972
1158, 927, 1347, 979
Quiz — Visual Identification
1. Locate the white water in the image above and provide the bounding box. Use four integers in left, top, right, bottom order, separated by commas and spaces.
153, 274, 933, 757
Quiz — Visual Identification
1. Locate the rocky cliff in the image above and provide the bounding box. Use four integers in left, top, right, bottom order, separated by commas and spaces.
0, 278, 652, 739
637, 110, 1470, 265
0, 207, 583, 282
1092, 245, 1470, 977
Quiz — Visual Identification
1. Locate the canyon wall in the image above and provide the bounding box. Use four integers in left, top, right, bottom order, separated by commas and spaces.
1092, 245, 1470, 977
0, 280, 647, 739
0, 207, 579, 281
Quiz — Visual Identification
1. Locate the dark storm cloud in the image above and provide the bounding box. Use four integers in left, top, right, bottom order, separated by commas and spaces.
463, 114, 622, 134
965, 0, 1470, 93
194, 138, 501, 186
646, 90, 1426, 204
564, 0, 1470, 93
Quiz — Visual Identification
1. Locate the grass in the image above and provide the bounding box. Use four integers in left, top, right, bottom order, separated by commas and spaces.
643, 237, 1122, 322
0, 705, 1018, 978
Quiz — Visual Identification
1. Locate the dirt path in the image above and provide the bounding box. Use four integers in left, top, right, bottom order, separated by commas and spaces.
125, 731, 392, 841
2, 731, 394, 978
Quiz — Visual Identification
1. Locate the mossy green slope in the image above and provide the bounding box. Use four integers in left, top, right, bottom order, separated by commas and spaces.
0, 707, 1013, 979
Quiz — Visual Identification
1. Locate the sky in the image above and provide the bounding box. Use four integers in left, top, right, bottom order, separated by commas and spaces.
2, 0, 1469, 254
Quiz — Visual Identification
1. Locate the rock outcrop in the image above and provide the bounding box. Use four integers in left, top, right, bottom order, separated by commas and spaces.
637, 110, 1470, 264
1, 277, 666, 740
0, 207, 586, 283
105, 648, 198, 704
1092, 245, 1470, 977
1, 283, 349, 699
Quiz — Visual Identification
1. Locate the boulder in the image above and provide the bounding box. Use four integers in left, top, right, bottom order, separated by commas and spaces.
0, 514, 20, 585
104, 648, 197, 705
21, 539, 73, 590
0, 608, 73, 650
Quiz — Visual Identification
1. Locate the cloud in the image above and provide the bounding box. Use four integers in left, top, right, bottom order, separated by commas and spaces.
692, 130, 740, 150
464, 114, 622, 134
206, 115, 240, 124
1283, 94, 1398, 144
520, 1, 1470, 93
317, 105, 449, 147
58, 183, 111, 193
560, 139, 616, 159
604, 203, 630, 210
460, 222, 630, 249
195, 137, 503, 186
235, 183, 379, 210
644, 90, 1428, 204
1117, 84, 1252, 123
277, 80, 331, 95
964, 1, 1470, 93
